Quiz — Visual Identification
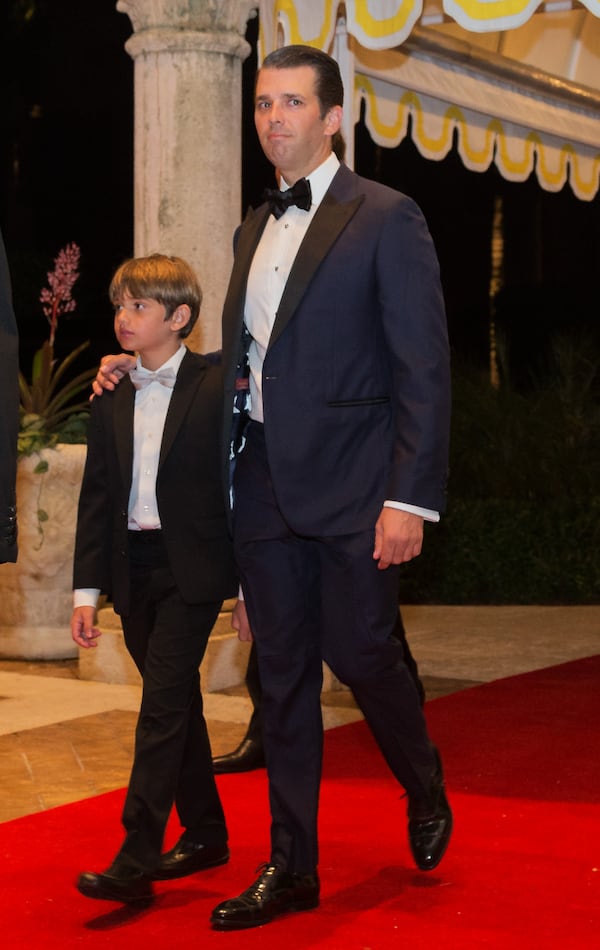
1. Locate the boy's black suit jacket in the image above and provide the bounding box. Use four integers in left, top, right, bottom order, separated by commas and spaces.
73, 349, 237, 616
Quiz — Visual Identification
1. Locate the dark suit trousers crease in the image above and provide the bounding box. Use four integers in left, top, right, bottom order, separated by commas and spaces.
242, 607, 425, 740
233, 423, 437, 873
115, 533, 227, 873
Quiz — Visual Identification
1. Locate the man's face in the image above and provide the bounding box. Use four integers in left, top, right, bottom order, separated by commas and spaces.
254, 65, 342, 185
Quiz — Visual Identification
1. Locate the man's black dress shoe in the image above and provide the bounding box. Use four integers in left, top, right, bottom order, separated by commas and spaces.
408, 748, 453, 871
76, 867, 153, 903
212, 737, 265, 774
153, 837, 229, 880
210, 864, 320, 930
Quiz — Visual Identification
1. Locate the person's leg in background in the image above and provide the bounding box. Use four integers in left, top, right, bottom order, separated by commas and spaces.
213, 638, 265, 773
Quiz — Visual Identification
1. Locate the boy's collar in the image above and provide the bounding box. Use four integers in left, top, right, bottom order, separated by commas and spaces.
137, 343, 186, 373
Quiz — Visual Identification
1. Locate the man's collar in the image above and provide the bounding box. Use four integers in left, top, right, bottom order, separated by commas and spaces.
279, 153, 340, 209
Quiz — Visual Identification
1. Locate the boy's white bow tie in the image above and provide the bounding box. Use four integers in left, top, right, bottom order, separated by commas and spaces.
129, 367, 176, 390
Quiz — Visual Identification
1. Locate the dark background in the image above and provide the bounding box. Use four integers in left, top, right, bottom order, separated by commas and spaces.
2, 1, 599, 384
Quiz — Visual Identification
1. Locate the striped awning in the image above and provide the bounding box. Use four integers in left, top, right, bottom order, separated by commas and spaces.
258, 1, 600, 200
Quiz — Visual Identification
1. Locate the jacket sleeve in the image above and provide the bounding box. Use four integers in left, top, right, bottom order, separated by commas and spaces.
0, 230, 19, 564
72, 397, 113, 593
379, 195, 451, 512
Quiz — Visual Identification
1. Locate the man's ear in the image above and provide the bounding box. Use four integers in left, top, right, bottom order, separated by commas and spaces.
324, 105, 343, 136
171, 305, 191, 331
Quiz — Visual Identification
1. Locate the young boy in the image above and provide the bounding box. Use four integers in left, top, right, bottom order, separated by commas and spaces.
71, 254, 237, 904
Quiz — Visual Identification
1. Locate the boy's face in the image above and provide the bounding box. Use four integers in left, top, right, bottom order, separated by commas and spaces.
113, 292, 187, 368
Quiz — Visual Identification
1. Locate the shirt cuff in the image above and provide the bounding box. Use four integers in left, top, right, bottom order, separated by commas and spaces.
383, 501, 440, 523
73, 588, 101, 609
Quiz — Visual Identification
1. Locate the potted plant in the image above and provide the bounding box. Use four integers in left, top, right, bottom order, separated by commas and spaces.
0, 243, 97, 660
18, 242, 94, 459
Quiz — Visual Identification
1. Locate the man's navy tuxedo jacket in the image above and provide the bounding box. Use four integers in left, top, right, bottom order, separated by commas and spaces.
74, 349, 237, 616
221, 163, 451, 536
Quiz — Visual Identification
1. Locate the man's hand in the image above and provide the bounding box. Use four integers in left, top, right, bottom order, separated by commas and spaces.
71, 606, 102, 648
91, 354, 137, 398
373, 508, 423, 569
231, 598, 253, 642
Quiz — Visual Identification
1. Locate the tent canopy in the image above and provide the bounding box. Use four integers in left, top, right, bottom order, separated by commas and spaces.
258, 1, 600, 200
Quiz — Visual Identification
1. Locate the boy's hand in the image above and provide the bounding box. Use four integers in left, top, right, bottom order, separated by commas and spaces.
231, 599, 253, 642
91, 354, 137, 398
71, 606, 102, 648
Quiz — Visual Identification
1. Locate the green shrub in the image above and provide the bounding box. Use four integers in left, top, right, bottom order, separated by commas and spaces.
401, 337, 599, 604
400, 497, 600, 604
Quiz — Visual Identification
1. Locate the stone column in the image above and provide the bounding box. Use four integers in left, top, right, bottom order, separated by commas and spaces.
116, 1, 255, 352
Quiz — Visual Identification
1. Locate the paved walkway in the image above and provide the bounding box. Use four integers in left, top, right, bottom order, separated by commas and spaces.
0, 605, 597, 823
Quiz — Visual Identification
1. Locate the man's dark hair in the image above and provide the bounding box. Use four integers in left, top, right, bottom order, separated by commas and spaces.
260, 45, 344, 117
332, 131, 346, 162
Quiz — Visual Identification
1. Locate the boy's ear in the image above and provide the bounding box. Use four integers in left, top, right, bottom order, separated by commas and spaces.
171, 305, 191, 331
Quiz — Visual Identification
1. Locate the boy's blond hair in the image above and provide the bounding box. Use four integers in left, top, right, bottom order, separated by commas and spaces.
109, 254, 202, 339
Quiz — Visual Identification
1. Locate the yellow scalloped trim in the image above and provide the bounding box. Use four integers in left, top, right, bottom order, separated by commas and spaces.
357, 76, 600, 199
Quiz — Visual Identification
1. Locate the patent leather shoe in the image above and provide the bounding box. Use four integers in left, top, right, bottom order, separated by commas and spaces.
76, 866, 153, 903
408, 748, 453, 871
210, 864, 319, 929
153, 837, 229, 880
212, 737, 265, 774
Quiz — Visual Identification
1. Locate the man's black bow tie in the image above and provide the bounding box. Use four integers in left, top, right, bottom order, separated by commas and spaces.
263, 178, 312, 220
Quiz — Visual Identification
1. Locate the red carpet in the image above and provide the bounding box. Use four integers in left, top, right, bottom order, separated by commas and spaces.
1, 656, 599, 948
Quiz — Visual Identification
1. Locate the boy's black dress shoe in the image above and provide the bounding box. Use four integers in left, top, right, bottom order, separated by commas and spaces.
153, 837, 229, 880
408, 748, 453, 871
76, 867, 153, 903
210, 864, 320, 929
212, 737, 265, 774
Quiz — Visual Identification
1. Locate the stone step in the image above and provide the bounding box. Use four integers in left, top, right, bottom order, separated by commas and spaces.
78, 598, 344, 693
79, 599, 249, 690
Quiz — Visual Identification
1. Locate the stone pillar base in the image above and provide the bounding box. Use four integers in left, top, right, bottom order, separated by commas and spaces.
78, 599, 249, 690
0, 626, 77, 661
0, 444, 85, 661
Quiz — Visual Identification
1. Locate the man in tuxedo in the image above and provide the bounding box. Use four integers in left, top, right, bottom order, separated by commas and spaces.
210, 44, 453, 930
212, 609, 426, 774
0, 228, 18, 564
72, 255, 237, 904
214, 128, 426, 778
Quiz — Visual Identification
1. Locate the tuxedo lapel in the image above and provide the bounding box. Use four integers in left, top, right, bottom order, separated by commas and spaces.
222, 205, 271, 360
223, 168, 364, 357
268, 179, 363, 351
113, 379, 135, 491
159, 351, 206, 466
